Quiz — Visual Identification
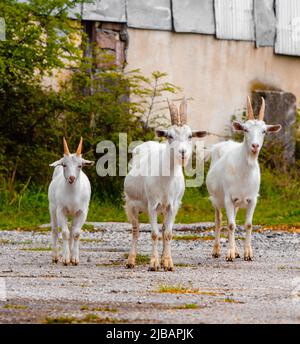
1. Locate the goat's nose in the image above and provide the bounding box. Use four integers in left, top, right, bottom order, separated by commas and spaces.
68, 176, 75, 184
179, 148, 187, 157
251, 143, 259, 150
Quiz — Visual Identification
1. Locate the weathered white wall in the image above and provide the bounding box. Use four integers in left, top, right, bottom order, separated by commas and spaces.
126, 28, 300, 143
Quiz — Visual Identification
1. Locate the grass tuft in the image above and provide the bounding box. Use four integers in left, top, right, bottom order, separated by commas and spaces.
157, 283, 219, 296
21, 247, 52, 251
175, 303, 200, 310
3, 304, 28, 310
80, 305, 118, 313
124, 253, 149, 265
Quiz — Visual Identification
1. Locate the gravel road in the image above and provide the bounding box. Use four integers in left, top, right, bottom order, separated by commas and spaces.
0, 222, 299, 324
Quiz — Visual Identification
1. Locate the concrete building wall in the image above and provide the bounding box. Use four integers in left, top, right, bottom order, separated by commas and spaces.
126, 28, 300, 142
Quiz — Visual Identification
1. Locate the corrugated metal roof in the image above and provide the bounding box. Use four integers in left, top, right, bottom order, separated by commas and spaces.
215, 0, 255, 41
14, 0, 300, 57
254, 0, 276, 47
126, 0, 172, 31
275, 0, 300, 56
172, 0, 215, 34
82, 0, 126, 22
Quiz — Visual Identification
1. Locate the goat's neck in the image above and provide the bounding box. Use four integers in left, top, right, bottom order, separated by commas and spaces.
240, 139, 259, 168
163, 144, 183, 178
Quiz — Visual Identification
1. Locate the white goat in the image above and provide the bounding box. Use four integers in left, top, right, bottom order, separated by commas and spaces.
206, 97, 282, 261
124, 99, 207, 271
48, 137, 94, 265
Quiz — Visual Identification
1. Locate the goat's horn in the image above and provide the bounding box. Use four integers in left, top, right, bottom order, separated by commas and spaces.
63, 137, 70, 156
167, 98, 180, 125
76, 137, 83, 156
258, 97, 265, 121
247, 96, 254, 120
179, 97, 187, 125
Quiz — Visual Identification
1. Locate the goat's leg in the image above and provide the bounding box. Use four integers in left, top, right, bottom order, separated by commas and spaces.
161, 223, 166, 267
225, 197, 237, 262
234, 207, 240, 258
161, 206, 176, 271
244, 199, 257, 261
148, 206, 160, 271
50, 207, 59, 263
70, 210, 86, 266
126, 205, 140, 269
57, 209, 70, 265
212, 208, 222, 258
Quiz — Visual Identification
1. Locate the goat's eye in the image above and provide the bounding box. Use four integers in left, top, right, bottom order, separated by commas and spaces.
78, 165, 82, 169
188, 135, 192, 140
262, 130, 266, 134
244, 128, 248, 133
168, 135, 174, 140
62, 164, 66, 168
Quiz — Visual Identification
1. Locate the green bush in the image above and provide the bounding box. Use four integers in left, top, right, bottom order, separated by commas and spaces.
0, 1, 179, 203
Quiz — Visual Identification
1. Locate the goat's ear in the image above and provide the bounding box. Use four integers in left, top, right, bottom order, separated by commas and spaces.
82, 159, 95, 167
49, 158, 63, 167
266, 124, 282, 133
232, 121, 245, 132
192, 130, 207, 138
156, 129, 168, 138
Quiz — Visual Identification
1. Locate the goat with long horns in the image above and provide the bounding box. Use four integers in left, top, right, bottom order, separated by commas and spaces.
48, 137, 94, 265
206, 96, 282, 262
124, 98, 207, 271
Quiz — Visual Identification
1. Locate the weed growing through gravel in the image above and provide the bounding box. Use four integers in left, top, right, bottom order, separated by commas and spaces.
81, 238, 103, 243
44, 314, 125, 324
173, 234, 245, 241
0, 239, 11, 244
174, 303, 200, 310
222, 298, 244, 304
3, 304, 28, 310
173, 234, 222, 241
123, 253, 149, 265
21, 247, 52, 251
157, 283, 219, 295
80, 305, 118, 313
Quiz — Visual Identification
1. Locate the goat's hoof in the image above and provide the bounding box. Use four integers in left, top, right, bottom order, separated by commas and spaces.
62, 259, 70, 266
164, 266, 174, 272
226, 249, 236, 262
126, 263, 135, 269
235, 252, 241, 258
212, 253, 220, 258
161, 257, 174, 272
244, 247, 253, 261
149, 257, 160, 271
71, 259, 79, 266
148, 265, 159, 272
52, 258, 59, 264
244, 256, 253, 261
